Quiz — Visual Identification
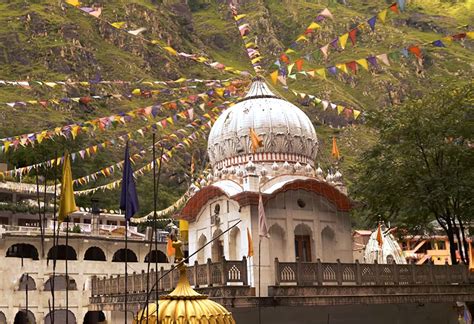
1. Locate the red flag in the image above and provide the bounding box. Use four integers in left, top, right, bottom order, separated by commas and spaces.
258, 195, 269, 238
349, 28, 358, 45
295, 58, 304, 72
280, 53, 290, 64
389, 3, 399, 14
376, 224, 383, 248
346, 61, 358, 74
408, 45, 422, 59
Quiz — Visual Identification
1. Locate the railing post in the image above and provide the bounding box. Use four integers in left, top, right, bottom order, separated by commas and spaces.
194, 260, 199, 288
221, 256, 226, 286
445, 261, 451, 284
141, 270, 145, 292
355, 260, 361, 285
393, 263, 399, 285
461, 264, 469, 284
242, 256, 248, 286
336, 259, 342, 286
296, 257, 302, 286
274, 258, 280, 286
374, 260, 381, 285
207, 258, 212, 287
91, 275, 97, 295
160, 266, 165, 291
411, 263, 417, 284
316, 258, 323, 286
116, 275, 120, 295
428, 263, 435, 284
131, 271, 136, 293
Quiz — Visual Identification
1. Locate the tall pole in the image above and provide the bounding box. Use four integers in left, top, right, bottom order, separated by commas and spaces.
35, 171, 45, 258
51, 154, 58, 324
25, 274, 28, 321
154, 145, 164, 303
125, 219, 129, 324
258, 238, 262, 324
65, 217, 69, 324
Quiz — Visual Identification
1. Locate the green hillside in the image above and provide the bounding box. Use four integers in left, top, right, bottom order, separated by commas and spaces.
0, 0, 472, 219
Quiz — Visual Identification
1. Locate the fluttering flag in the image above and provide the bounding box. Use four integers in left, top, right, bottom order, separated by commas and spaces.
356, 58, 369, 71
376, 53, 391, 66
349, 28, 358, 46
378, 9, 387, 23
389, 3, 399, 14
339, 33, 349, 49
179, 220, 189, 242
320, 44, 329, 59
270, 70, 278, 85
376, 224, 383, 248
163, 46, 178, 56
353, 110, 361, 120
111, 21, 126, 29
295, 58, 304, 72
167, 236, 175, 257
66, 0, 81, 6
250, 128, 263, 153
120, 142, 139, 220
58, 154, 77, 223
128, 27, 147, 35
320, 8, 333, 19
432, 40, 445, 47
258, 195, 269, 238
367, 16, 377, 31
247, 228, 254, 257
408, 45, 422, 59
331, 137, 340, 160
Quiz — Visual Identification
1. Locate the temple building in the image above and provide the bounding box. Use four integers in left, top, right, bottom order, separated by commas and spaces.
179, 79, 353, 295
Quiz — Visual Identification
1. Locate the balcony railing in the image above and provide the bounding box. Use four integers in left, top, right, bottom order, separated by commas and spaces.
91, 257, 249, 296
274, 258, 473, 286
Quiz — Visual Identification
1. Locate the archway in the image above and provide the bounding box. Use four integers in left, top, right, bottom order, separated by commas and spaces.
83, 311, 106, 324
18, 274, 36, 291
84, 246, 106, 261
45, 309, 76, 324
321, 226, 336, 262
229, 227, 241, 260
47, 245, 77, 260
44, 275, 77, 291
6, 244, 39, 260
14, 310, 35, 324
0, 311, 6, 324
112, 249, 138, 262
269, 224, 286, 262
144, 250, 168, 263
211, 229, 224, 262
294, 223, 313, 262
197, 234, 207, 264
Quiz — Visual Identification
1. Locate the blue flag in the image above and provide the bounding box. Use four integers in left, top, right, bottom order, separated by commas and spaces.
120, 142, 139, 220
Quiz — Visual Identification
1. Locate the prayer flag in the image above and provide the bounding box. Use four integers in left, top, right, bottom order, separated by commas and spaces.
250, 128, 263, 153
120, 142, 139, 220
408, 45, 422, 59
349, 28, 358, 45
258, 195, 269, 238
66, 0, 80, 6
331, 137, 340, 160
295, 58, 304, 72
308, 22, 321, 30
320, 8, 333, 19
320, 44, 329, 58
339, 33, 349, 49
111, 22, 126, 29
376, 224, 383, 248
356, 58, 369, 71
389, 3, 399, 14
270, 70, 278, 85
367, 16, 377, 31
432, 40, 445, 47
58, 154, 77, 223
378, 10, 387, 23
247, 228, 254, 257
163, 46, 178, 56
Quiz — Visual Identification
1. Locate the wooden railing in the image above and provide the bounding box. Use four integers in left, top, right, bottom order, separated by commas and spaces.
274, 258, 473, 286
91, 257, 248, 296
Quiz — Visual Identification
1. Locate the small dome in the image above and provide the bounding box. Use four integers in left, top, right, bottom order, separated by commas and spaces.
208, 79, 318, 171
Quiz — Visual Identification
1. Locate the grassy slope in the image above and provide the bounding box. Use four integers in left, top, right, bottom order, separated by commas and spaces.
0, 0, 472, 216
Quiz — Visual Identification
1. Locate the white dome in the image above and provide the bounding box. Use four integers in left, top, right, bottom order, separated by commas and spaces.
207, 80, 318, 171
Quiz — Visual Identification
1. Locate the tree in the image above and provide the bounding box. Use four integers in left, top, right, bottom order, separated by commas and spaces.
350, 83, 474, 264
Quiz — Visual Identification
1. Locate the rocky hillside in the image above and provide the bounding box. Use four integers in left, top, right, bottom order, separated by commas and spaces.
0, 0, 472, 217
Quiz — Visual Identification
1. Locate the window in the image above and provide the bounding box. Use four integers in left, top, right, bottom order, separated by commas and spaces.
297, 199, 306, 208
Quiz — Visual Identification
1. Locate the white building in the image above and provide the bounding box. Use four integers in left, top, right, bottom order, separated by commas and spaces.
178, 79, 354, 296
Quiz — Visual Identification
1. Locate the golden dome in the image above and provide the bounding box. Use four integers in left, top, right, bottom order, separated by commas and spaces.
134, 241, 236, 324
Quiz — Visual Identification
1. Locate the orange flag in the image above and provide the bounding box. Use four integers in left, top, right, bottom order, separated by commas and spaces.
331, 137, 340, 160
469, 241, 473, 272
376, 224, 383, 248
166, 237, 175, 257
247, 228, 254, 257
250, 128, 263, 153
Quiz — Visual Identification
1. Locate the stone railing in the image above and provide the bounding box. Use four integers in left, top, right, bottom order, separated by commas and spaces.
91, 257, 248, 296
274, 258, 473, 286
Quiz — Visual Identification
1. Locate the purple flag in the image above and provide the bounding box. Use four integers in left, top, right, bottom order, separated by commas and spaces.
367, 56, 378, 67
368, 16, 377, 31
327, 66, 337, 75
432, 40, 445, 47
120, 142, 139, 220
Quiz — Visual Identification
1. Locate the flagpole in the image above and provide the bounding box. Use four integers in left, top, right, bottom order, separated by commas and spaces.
25, 273, 28, 320
125, 219, 128, 324
35, 171, 45, 258
154, 146, 164, 303
258, 237, 262, 324
51, 158, 59, 324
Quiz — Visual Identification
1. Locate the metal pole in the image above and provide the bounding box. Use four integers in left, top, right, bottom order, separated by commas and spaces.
258, 238, 262, 324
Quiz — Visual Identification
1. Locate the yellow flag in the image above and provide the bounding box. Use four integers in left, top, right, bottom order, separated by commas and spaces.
250, 128, 263, 153
356, 58, 369, 71
111, 22, 126, 29
296, 35, 308, 42
336, 63, 348, 74
234, 14, 246, 21
179, 220, 189, 242
308, 22, 321, 30
58, 154, 77, 223
316, 68, 326, 79
270, 70, 278, 85
467, 31, 474, 39
353, 109, 361, 119
339, 33, 349, 49
285, 48, 296, 54
337, 105, 344, 115
247, 228, 254, 257
65, 0, 80, 6
378, 10, 387, 23
164, 46, 178, 56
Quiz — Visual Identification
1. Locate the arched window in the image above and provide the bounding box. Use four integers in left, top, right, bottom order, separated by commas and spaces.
44, 309, 76, 324
47, 245, 77, 261
14, 310, 35, 324
269, 224, 286, 262
321, 226, 336, 262
294, 223, 313, 262
44, 275, 77, 291
83, 311, 106, 324
18, 274, 36, 291
197, 234, 207, 264
144, 250, 168, 263
229, 227, 241, 260
6, 244, 39, 260
0, 311, 6, 324
84, 247, 106, 261
112, 249, 138, 262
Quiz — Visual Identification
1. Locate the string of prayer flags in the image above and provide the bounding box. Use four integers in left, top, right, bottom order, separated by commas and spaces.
0, 83, 247, 152
65, 1, 250, 76
290, 89, 362, 120
230, 4, 264, 74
